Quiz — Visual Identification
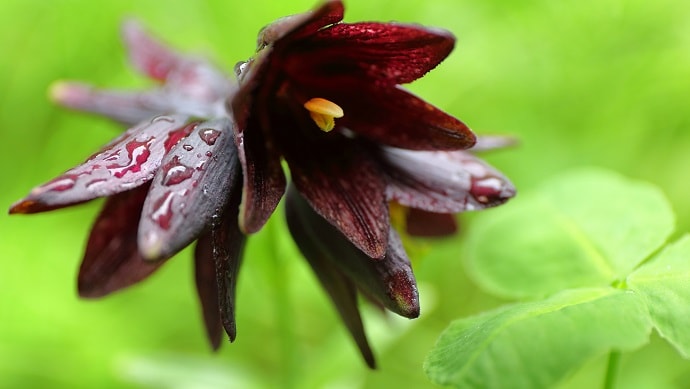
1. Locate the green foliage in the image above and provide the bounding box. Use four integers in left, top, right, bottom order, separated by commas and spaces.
427, 169, 690, 388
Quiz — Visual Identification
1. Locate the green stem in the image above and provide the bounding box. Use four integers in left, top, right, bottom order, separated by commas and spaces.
603, 351, 621, 389
267, 219, 299, 389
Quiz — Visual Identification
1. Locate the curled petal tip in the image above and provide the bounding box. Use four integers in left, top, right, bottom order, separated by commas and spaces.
138, 231, 164, 261
8, 200, 31, 214
48, 81, 88, 106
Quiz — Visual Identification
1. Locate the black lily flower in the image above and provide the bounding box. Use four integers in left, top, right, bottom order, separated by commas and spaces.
9, 0, 515, 367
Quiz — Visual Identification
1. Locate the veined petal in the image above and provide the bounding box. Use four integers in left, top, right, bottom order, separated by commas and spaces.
294, 81, 475, 150
9, 115, 194, 214
78, 183, 165, 298
234, 113, 286, 234
381, 147, 516, 213
194, 185, 246, 349
285, 188, 375, 368
286, 186, 419, 318
138, 118, 240, 260
282, 132, 389, 259
301, 22, 455, 84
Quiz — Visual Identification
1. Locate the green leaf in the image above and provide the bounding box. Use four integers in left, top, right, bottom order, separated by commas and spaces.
424, 288, 652, 389
465, 168, 674, 299
628, 234, 690, 358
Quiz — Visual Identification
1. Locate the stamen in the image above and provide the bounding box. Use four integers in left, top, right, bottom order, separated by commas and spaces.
304, 97, 344, 132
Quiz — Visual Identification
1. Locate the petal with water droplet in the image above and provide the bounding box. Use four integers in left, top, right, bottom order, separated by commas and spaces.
138, 117, 241, 260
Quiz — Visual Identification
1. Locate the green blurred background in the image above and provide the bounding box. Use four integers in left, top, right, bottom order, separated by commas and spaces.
2, 0, 689, 388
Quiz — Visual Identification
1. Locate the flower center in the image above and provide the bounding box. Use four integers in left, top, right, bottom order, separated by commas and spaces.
303, 97, 344, 132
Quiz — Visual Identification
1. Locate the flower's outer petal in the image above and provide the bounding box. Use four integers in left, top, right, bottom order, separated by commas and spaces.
286, 186, 419, 318
405, 208, 458, 237
295, 82, 474, 150
303, 22, 455, 85
282, 133, 389, 259
285, 189, 376, 369
78, 183, 166, 298
122, 19, 185, 82
381, 147, 516, 213
233, 112, 286, 234
9, 115, 194, 215
50, 82, 176, 125
138, 118, 240, 260
261, 0, 344, 47
194, 184, 245, 349
471, 135, 519, 152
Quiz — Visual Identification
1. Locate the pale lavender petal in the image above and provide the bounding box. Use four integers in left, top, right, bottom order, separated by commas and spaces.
382, 147, 516, 213
10, 115, 195, 214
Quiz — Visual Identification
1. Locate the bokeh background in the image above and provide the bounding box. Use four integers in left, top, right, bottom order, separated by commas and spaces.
2, 0, 689, 388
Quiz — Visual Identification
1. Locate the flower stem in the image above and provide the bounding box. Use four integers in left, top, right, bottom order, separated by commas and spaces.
267, 219, 300, 389
603, 351, 621, 389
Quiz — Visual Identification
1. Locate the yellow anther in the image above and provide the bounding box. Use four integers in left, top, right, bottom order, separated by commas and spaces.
303, 97, 344, 132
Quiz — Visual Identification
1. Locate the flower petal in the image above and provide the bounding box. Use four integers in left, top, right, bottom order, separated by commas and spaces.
282, 133, 389, 259
234, 113, 286, 234
286, 186, 419, 319
285, 189, 375, 368
294, 81, 474, 150
9, 115, 194, 214
138, 118, 240, 260
194, 186, 245, 348
121, 20, 186, 82
381, 147, 516, 213
301, 22, 455, 84
405, 209, 458, 237
78, 183, 165, 298
261, 0, 344, 47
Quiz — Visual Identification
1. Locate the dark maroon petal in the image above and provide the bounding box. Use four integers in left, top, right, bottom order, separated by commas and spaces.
78, 183, 166, 298
301, 22, 455, 84
234, 113, 286, 234
294, 81, 474, 150
122, 20, 183, 82
286, 186, 419, 319
405, 209, 458, 237
9, 115, 195, 215
194, 184, 245, 348
381, 147, 516, 213
282, 133, 388, 259
138, 118, 240, 260
264, 0, 344, 46
285, 189, 376, 369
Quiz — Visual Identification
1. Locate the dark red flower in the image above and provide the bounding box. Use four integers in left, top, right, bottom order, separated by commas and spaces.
8, 0, 515, 368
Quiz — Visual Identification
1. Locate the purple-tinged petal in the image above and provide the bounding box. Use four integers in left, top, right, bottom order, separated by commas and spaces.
122, 20, 184, 82
234, 113, 286, 234
262, 0, 344, 47
78, 183, 166, 298
194, 185, 246, 348
282, 132, 389, 259
9, 115, 195, 214
285, 188, 375, 369
138, 118, 240, 260
286, 186, 419, 319
300, 22, 455, 84
381, 147, 516, 213
405, 209, 458, 237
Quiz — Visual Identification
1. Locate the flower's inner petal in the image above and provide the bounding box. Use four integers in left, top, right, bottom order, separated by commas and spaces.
281, 129, 389, 259
194, 232, 223, 350
405, 208, 458, 237
285, 188, 376, 369
9, 115, 194, 215
78, 183, 166, 298
138, 118, 240, 260
382, 147, 516, 213
303, 22, 455, 85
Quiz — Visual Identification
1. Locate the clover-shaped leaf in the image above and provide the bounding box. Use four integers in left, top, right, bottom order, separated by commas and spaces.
425, 288, 652, 389
465, 168, 674, 299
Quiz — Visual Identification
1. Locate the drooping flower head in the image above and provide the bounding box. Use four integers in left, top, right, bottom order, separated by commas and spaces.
9, 0, 515, 367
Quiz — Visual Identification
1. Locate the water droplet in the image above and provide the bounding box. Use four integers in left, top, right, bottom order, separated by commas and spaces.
199, 128, 221, 145
43, 175, 77, 192
205, 151, 213, 157
86, 178, 108, 191
164, 123, 197, 152
106, 139, 152, 178
183, 144, 194, 151
161, 156, 194, 186
151, 115, 174, 123
151, 191, 174, 230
